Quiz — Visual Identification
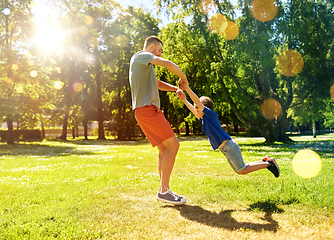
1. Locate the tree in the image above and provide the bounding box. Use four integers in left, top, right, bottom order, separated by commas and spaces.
101, 6, 160, 140
156, 0, 334, 143
0, 0, 36, 144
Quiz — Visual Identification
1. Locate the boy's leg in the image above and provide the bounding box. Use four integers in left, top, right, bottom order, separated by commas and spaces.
238, 161, 270, 175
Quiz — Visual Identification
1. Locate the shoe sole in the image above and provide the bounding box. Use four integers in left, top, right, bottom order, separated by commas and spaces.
270, 157, 280, 177
156, 197, 186, 205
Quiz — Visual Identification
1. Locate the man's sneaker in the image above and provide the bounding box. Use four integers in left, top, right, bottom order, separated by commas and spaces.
156, 187, 186, 205
267, 157, 280, 178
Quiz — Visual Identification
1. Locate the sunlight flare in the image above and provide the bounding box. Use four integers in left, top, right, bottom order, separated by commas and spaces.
276, 49, 304, 77
198, 0, 216, 15
251, 0, 278, 22
260, 98, 282, 120
292, 149, 322, 179
34, 22, 65, 52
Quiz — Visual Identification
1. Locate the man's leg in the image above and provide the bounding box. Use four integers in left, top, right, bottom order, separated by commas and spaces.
157, 136, 180, 193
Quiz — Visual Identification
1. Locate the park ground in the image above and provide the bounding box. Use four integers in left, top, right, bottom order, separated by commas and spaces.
0, 134, 333, 239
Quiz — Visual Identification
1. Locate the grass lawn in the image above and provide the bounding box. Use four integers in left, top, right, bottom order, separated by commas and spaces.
0, 134, 333, 239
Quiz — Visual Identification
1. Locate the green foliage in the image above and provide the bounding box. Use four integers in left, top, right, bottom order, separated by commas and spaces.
155, 0, 334, 143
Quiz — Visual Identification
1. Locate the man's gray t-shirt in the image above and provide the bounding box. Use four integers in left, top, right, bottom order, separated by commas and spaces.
129, 51, 160, 110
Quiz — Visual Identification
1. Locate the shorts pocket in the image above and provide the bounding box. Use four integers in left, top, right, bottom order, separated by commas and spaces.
221, 141, 232, 153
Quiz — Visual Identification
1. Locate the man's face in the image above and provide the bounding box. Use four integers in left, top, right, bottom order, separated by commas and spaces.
151, 43, 163, 57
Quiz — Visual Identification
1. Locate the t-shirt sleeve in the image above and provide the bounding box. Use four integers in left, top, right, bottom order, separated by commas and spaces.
136, 52, 154, 66
203, 107, 218, 118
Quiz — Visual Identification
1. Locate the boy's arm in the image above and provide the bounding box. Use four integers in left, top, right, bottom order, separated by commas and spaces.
177, 89, 200, 119
184, 86, 205, 112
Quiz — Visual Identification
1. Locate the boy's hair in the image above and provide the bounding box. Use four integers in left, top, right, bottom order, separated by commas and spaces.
200, 96, 214, 110
144, 36, 163, 50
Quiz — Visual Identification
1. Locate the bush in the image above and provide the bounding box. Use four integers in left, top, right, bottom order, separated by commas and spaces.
0, 130, 42, 141
22, 130, 42, 140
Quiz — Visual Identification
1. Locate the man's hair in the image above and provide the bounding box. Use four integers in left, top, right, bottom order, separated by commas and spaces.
200, 96, 214, 110
144, 36, 163, 50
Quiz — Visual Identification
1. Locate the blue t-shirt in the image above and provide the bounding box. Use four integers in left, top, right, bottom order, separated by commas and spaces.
200, 107, 231, 150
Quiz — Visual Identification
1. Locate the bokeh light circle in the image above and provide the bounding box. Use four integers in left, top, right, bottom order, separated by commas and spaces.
54, 81, 64, 90
28, 60, 34, 66
6, 78, 12, 84
292, 149, 322, 179
221, 21, 239, 40
11, 64, 18, 70
3, 8, 10, 16
84, 16, 94, 25
276, 49, 304, 77
198, 0, 216, 15
88, 37, 99, 48
207, 13, 227, 34
251, 0, 278, 22
16, 85, 24, 93
73, 82, 83, 92
260, 98, 282, 120
330, 84, 334, 101
30, 70, 38, 78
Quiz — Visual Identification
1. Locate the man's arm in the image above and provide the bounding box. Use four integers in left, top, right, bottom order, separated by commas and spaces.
150, 56, 187, 83
157, 79, 178, 91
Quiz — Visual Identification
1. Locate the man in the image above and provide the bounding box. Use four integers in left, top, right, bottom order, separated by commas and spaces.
129, 36, 188, 205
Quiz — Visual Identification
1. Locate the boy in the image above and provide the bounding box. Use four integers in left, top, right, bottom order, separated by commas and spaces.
177, 83, 280, 177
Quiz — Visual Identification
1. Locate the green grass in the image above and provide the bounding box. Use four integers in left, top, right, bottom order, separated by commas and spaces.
0, 134, 333, 239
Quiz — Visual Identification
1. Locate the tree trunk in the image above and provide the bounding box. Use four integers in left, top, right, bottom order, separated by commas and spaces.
6, 118, 14, 144
185, 121, 190, 136
41, 117, 45, 138
61, 108, 70, 140
312, 119, 316, 138
96, 58, 105, 140
234, 122, 239, 133
83, 117, 88, 140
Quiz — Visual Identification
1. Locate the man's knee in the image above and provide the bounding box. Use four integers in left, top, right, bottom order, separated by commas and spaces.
163, 136, 180, 151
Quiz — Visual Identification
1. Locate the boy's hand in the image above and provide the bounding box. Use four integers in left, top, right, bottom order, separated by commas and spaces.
178, 77, 189, 90
176, 89, 186, 101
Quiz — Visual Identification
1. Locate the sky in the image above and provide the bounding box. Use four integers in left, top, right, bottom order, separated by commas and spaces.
32, 0, 171, 27
114, 0, 170, 27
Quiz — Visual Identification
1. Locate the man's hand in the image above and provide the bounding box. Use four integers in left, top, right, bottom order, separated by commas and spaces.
178, 77, 189, 90
176, 89, 186, 101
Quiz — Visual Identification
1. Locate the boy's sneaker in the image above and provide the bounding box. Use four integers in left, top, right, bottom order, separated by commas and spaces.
262, 155, 270, 162
267, 157, 280, 178
156, 187, 186, 205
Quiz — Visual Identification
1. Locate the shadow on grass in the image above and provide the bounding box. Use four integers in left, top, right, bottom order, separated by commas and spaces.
170, 200, 284, 232
47, 138, 151, 147
0, 143, 93, 157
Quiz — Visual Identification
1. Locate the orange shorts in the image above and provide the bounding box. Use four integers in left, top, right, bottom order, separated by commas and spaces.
134, 105, 175, 147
